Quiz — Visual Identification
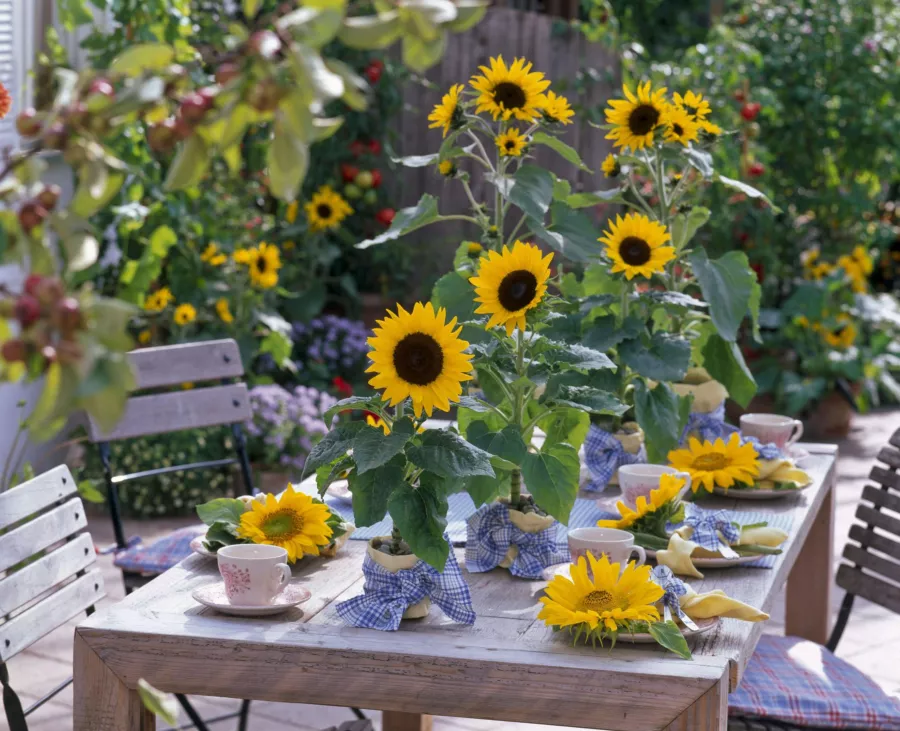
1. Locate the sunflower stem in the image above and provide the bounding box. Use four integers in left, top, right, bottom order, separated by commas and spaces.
390, 525, 405, 554
509, 468, 522, 510
505, 213, 527, 247
627, 172, 657, 220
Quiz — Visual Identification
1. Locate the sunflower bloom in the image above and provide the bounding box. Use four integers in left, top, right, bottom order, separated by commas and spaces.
604, 81, 668, 151
428, 84, 465, 137
143, 287, 174, 312
200, 242, 227, 266
305, 185, 353, 233
673, 90, 712, 121
496, 128, 528, 157
246, 242, 281, 289
366, 302, 473, 417
601, 153, 620, 178
470, 55, 550, 122
138, 329, 152, 345
600, 213, 675, 280
538, 552, 663, 633
471, 241, 553, 336
668, 434, 760, 493
542, 90, 574, 125
597, 472, 685, 530
662, 105, 700, 146
173, 303, 196, 326
438, 159, 456, 177
233, 248, 253, 265
238, 485, 334, 562
822, 315, 857, 349
366, 413, 391, 435
0, 82, 11, 120
286, 200, 299, 224
216, 298, 234, 324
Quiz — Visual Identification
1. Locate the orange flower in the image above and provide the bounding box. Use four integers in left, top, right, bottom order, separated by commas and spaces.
0, 83, 11, 120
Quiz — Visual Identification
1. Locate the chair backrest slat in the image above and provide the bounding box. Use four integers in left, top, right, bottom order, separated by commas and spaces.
0, 497, 88, 574
835, 563, 900, 614
0, 569, 104, 663
871, 465, 900, 492
842, 543, 900, 583
876, 445, 900, 471
128, 339, 245, 389
86, 382, 252, 442
0, 532, 96, 616
860, 483, 900, 517
848, 523, 900, 562
855, 503, 900, 536
891, 429, 900, 450
0, 464, 77, 527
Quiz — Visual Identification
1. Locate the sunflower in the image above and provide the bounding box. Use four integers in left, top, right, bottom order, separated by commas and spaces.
597, 472, 685, 531
662, 105, 700, 146
838, 246, 873, 293
138, 329, 151, 345
466, 242, 483, 258
365, 413, 391, 435
470, 55, 550, 122
286, 200, 299, 224
428, 84, 465, 137
233, 248, 253, 265
143, 286, 174, 312
698, 119, 722, 136
200, 242, 227, 266
538, 552, 663, 633
668, 434, 760, 494
673, 90, 712, 121
240, 242, 281, 289
496, 128, 528, 157
305, 185, 353, 233
438, 159, 456, 177
604, 81, 668, 151
366, 302, 474, 417
601, 153, 620, 178
822, 315, 857, 349
600, 213, 675, 280
173, 303, 196, 326
216, 298, 234, 324
238, 484, 334, 562
471, 241, 553, 335
542, 90, 574, 125
0, 82, 10, 120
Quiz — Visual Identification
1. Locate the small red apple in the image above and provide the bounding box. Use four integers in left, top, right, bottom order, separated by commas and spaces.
748, 161, 765, 177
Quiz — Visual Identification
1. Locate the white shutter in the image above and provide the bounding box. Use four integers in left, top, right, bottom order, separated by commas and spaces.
0, 0, 35, 154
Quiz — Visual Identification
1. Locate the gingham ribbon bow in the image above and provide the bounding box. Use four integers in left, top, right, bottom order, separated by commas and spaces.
583, 425, 647, 492
684, 504, 740, 552
651, 565, 687, 614
336, 546, 475, 631
680, 403, 739, 444
465, 502, 567, 579
741, 435, 783, 460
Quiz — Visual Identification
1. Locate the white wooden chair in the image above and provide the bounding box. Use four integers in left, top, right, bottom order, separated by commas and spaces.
0, 465, 105, 731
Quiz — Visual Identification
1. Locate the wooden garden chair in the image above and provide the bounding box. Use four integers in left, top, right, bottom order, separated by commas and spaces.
728, 426, 900, 731
0, 465, 105, 731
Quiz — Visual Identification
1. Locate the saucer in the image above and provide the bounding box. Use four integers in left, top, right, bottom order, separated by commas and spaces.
192, 582, 311, 616
326, 479, 352, 504
190, 535, 217, 558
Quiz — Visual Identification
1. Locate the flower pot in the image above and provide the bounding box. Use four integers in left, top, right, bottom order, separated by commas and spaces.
367, 538, 430, 619
498, 507, 557, 569
725, 392, 778, 425
248, 468, 293, 494
672, 367, 729, 414
804, 389, 856, 440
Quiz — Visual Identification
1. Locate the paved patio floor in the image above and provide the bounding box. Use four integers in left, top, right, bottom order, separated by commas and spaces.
5, 410, 900, 731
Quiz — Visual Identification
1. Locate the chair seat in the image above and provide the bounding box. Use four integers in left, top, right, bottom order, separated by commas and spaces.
729, 635, 900, 731
113, 524, 207, 574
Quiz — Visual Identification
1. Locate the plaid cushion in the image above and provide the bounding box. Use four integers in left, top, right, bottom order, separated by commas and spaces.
113, 524, 206, 574
730, 635, 900, 730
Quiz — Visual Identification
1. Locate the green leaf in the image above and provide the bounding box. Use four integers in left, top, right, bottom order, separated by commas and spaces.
205, 520, 240, 548
670, 207, 710, 251
110, 44, 175, 75
538, 407, 590, 450
566, 188, 626, 208
196, 498, 246, 527
521, 443, 580, 523
583, 314, 643, 351
338, 11, 403, 49
455, 395, 492, 413
388, 477, 449, 570
702, 334, 757, 408
431, 271, 476, 322
164, 136, 210, 191
715, 174, 779, 211
458, 405, 507, 438
324, 395, 385, 423
406, 429, 495, 479
243, 0, 262, 18
315, 455, 354, 495
137, 679, 179, 726
357, 194, 440, 249
528, 202, 599, 263
403, 30, 447, 72
445, 0, 488, 31
76, 480, 104, 504
303, 422, 366, 475
633, 381, 692, 464
268, 121, 309, 201
684, 148, 713, 178
91, 297, 136, 352
619, 333, 691, 382
350, 455, 407, 527
545, 385, 628, 415
507, 164, 555, 222
326, 59, 369, 111
688, 248, 757, 342
71, 165, 125, 219
78, 355, 135, 436
552, 342, 615, 372
353, 418, 416, 473
391, 152, 439, 168
465, 472, 509, 507
466, 422, 528, 467
648, 621, 692, 659
57, 0, 93, 30
531, 132, 591, 171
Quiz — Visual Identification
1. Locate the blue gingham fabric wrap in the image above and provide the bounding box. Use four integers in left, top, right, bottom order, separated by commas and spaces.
650, 565, 688, 618
680, 403, 739, 444
336, 543, 475, 631
683, 503, 741, 552
740, 435, 784, 461
464, 502, 568, 579
583, 425, 647, 492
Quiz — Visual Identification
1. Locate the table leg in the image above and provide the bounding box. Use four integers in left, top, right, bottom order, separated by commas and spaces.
662, 672, 728, 730
383, 711, 433, 731
73, 632, 154, 731
786, 473, 835, 644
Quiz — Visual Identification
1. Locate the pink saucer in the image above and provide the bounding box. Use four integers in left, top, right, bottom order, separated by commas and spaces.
192, 582, 311, 616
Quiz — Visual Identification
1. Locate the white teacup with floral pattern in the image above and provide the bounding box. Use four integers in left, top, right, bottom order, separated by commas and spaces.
217, 544, 291, 606
617, 464, 692, 509
567, 527, 646, 567
740, 413, 803, 450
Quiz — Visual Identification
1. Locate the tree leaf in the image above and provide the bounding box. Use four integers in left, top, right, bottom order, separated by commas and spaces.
71, 165, 124, 219
268, 121, 309, 201
137, 679, 179, 726
648, 621, 692, 659
402, 30, 447, 73
633, 381, 692, 464
406, 429, 495, 479
618, 332, 691, 382
243, 0, 262, 18
350, 455, 407, 527
164, 136, 210, 191
702, 334, 757, 408
388, 477, 449, 570
531, 131, 591, 171
110, 44, 174, 75
76, 480, 105, 504
338, 11, 404, 49
353, 418, 416, 474
521, 443, 580, 523
688, 248, 757, 342
357, 194, 440, 249
303, 422, 367, 475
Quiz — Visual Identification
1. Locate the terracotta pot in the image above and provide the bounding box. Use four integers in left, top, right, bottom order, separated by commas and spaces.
367, 538, 430, 619
252, 469, 294, 494
725, 393, 778, 425
498, 507, 557, 569
804, 390, 856, 440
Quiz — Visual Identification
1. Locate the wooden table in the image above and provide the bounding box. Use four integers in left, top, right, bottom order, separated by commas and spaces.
74, 444, 837, 731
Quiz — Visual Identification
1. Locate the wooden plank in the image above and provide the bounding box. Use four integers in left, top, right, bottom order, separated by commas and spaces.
86, 383, 251, 442
889, 428, 900, 449
835, 564, 900, 614
129, 339, 244, 389
861, 483, 900, 516
848, 524, 900, 562
383, 712, 433, 731
870, 465, 900, 492
661, 671, 728, 731
0, 569, 104, 662
842, 544, 900, 583
877, 445, 900, 470
74, 632, 154, 731
856, 504, 900, 537
0, 532, 96, 615
0, 497, 88, 574
0, 464, 77, 528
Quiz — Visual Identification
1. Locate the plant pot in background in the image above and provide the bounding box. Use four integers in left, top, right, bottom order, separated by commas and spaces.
367, 538, 431, 619
803, 389, 856, 441
725, 392, 778, 424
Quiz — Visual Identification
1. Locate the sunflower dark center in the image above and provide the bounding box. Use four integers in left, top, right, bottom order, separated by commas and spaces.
619, 237, 652, 266
505, 140, 516, 150
393, 332, 444, 385
628, 103, 660, 135
493, 81, 527, 110
262, 508, 303, 538
693, 453, 727, 471
316, 203, 333, 219
583, 589, 615, 611
684, 104, 699, 118
498, 270, 538, 311
256, 257, 267, 272
673, 123, 684, 136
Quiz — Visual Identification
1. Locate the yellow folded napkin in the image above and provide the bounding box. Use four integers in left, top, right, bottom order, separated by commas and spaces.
737, 525, 789, 547
656, 524, 788, 578
680, 586, 769, 622
656, 532, 705, 578
754, 458, 812, 490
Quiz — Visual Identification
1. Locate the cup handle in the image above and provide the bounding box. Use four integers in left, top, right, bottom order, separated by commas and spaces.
675, 471, 692, 495
788, 420, 804, 446
272, 563, 291, 595
629, 545, 647, 567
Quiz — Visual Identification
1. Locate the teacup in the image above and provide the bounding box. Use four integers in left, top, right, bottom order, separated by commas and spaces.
217, 544, 291, 606
740, 413, 803, 450
617, 464, 692, 509
568, 527, 646, 567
